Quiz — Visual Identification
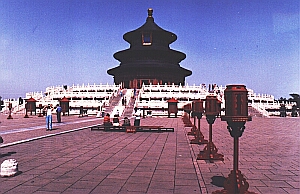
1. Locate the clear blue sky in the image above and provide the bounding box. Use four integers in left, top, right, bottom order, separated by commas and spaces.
0, 0, 299, 99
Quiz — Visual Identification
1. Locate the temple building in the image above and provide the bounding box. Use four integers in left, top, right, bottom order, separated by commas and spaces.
107, 8, 192, 89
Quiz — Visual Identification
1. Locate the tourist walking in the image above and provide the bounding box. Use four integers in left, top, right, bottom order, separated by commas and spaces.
56, 104, 62, 123
44, 104, 54, 131
122, 97, 125, 106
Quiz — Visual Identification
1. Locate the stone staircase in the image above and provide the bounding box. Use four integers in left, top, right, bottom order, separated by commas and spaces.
248, 106, 264, 117
122, 101, 136, 118
104, 94, 122, 115
122, 89, 139, 118
102, 89, 139, 118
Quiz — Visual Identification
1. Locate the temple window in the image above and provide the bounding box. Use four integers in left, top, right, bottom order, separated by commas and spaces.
142, 32, 152, 45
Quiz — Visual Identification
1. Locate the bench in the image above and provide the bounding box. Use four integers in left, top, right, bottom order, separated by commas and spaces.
90, 125, 174, 133
90, 125, 125, 131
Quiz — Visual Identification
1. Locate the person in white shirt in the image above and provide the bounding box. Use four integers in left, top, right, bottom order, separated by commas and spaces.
134, 109, 141, 126
44, 104, 54, 131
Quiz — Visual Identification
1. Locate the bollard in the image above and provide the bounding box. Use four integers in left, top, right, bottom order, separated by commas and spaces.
183, 103, 192, 119
182, 112, 193, 127
7, 103, 13, 119
38, 104, 43, 117
24, 103, 29, 118
190, 100, 208, 144
182, 103, 193, 127
215, 85, 256, 194
197, 95, 223, 161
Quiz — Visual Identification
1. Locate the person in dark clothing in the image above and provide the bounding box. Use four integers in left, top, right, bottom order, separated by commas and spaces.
122, 117, 131, 126
56, 104, 62, 123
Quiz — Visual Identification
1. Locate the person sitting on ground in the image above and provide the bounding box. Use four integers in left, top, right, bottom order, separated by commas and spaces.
103, 113, 112, 126
122, 117, 131, 126
112, 114, 120, 127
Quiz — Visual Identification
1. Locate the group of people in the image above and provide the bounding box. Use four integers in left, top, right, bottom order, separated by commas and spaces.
43, 104, 62, 131
103, 113, 129, 127
43, 103, 142, 131
103, 109, 141, 127
121, 97, 127, 106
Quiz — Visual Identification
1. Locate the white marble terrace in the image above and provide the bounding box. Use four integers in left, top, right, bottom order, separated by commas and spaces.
1, 83, 295, 117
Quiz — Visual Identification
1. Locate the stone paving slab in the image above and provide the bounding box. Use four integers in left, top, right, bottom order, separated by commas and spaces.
0, 114, 103, 145
0, 113, 299, 193
187, 116, 300, 194
0, 114, 202, 194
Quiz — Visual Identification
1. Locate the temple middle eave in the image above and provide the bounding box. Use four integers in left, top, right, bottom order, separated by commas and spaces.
113, 49, 186, 64
107, 64, 191, 78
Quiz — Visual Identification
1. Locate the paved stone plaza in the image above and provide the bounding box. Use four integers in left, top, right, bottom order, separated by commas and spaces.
0, 113, 299, 193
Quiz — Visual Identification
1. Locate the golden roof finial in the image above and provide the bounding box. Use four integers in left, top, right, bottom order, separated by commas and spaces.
148, 8, 153, 17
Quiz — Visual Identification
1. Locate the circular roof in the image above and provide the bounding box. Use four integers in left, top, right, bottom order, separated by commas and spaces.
123, 9, 177, 44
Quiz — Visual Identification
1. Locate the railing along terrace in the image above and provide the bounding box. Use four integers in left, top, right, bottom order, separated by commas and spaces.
141, 83, 208, 93
255, 102, 296, 109
140, 84, 210, 97
136, 84, 224, 111
35, 99, 105, 109
137, 101, 198, 109
139, 93, 208, 101
248, 93, 274, 101
70, 83, 120, 91
44, 91, 114, 99
137, 84, 278, 114
26, 91, 44, 99
45, 83, 120, 94
10, 83, 121, 114
42, 84, 120, 98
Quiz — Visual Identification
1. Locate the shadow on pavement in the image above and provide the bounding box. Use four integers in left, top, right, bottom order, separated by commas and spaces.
211, 175, 226, 187
0, 151, 17, 158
